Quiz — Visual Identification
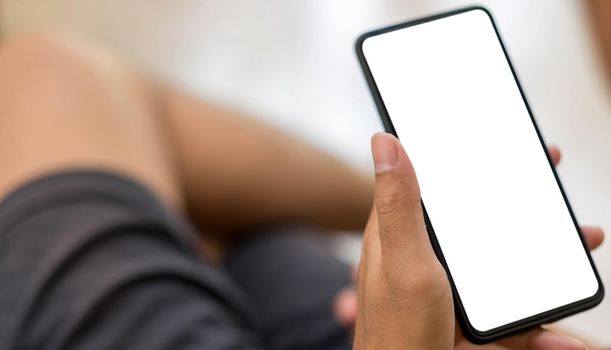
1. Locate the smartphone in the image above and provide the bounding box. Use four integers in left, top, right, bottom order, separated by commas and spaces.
356, 6, 604, 344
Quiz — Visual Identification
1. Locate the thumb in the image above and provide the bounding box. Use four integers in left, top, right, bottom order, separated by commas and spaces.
371, 132, 432, 263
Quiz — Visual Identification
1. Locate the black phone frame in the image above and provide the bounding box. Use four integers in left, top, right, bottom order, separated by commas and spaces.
355, 5, 604, 344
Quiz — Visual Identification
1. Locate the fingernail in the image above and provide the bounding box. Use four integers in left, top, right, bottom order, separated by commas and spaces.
372, 133, 398, 173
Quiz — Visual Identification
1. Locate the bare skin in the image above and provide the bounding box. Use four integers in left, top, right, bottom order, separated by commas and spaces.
160, 89, 373, 235
355, 133, 454, 350
587, 0, 611, 89
0, 34, 182, 208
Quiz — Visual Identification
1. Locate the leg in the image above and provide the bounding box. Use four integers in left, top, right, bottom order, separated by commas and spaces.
158, 90, 373, 234
0, 31, 372, 237
0, 33, 357, 348
0, 33, 270, 349
0, 33, 181, 207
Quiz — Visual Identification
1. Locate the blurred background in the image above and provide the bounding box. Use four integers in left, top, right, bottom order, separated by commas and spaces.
2, 0, 610, 346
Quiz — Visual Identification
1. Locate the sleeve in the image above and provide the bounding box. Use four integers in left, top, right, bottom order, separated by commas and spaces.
0, 170, 265, 350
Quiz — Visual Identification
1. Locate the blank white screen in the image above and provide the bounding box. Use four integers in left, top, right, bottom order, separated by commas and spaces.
362, 8, 599, 332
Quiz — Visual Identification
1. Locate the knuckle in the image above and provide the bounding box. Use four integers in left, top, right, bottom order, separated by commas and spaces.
381, 259, 448, 296
375, 175, 421, 220
375, 187, 403, 217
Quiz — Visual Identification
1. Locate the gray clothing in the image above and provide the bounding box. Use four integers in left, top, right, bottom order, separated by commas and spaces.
0, 171, 351, 350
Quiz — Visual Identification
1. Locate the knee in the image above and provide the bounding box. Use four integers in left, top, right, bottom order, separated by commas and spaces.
0, 31, 152, 118
0, 32, 133, 91
0, 31, 71, 56
0, 32, 83, 78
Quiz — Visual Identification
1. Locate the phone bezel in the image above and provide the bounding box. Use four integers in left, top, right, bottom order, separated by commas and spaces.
355, 5, 604, 344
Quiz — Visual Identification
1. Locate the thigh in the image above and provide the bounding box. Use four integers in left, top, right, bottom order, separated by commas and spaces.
0, 33, 181, 207
226, 226, 353, 350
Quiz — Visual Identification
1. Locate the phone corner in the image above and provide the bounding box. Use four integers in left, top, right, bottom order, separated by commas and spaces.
589, 280, 605, 307
465, 4, 491, 14
454, 316, 495, 345
461, 4, 496, 23
354, 32, 371, 57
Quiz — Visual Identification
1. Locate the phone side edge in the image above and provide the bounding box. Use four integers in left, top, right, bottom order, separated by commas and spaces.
355, 33, 398, 137
457, 6, 605, 344
469, 4, 606, 340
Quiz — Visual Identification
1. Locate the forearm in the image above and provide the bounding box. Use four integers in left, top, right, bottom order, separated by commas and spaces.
159, 88, 373, 233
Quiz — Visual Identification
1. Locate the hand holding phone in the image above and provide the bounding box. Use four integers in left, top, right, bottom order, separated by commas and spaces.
357, 133, 601, 350
356, 6, 604, 344
356, 132, 454, 350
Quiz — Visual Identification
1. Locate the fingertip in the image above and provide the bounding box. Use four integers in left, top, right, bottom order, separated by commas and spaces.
333, 288, 357, 327
548, 145, 562, 167
371, 132, 421, 213
371, 132, 399, 173
581, 226, 605, 250
369, 132, 428, 260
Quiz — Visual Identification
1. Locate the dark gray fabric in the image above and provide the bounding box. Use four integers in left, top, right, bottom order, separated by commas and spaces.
227, 229, 352, 350
0, 171, 352, 350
